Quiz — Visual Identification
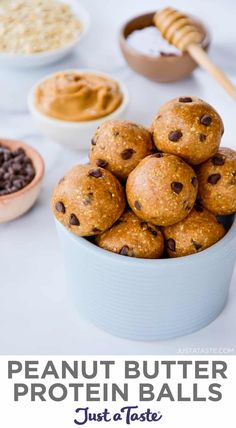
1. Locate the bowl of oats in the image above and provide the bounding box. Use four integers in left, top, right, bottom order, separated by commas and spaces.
0, 0, 90, 68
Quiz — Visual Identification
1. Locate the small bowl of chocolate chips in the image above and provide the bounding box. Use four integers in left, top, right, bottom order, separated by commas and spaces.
0, 139, 44, 223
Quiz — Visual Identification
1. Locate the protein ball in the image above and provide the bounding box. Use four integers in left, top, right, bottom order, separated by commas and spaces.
151, 96, 224, 165
163, 205, 225, 257
96, 210, 164, 258
51, 165, 125, 236
126, 153, 198, 226
197, 147, 236, 215
90, 120, 153, 180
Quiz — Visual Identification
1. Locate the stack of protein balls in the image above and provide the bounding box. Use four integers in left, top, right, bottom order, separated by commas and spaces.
52, 96, 236, 259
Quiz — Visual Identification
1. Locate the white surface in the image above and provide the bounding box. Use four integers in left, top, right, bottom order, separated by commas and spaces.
0, 0, 236, 355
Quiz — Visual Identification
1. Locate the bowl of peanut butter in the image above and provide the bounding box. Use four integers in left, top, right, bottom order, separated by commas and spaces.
28, 70, 129, 150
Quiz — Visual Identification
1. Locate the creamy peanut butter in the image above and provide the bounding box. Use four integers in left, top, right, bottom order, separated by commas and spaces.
35, 72, 123, 122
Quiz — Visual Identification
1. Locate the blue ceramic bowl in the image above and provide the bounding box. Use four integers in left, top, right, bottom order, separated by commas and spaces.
55, 215, 236, 341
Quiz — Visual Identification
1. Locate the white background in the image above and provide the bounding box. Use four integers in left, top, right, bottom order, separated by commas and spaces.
0, 0, 236, 354
0, 356, 235, 428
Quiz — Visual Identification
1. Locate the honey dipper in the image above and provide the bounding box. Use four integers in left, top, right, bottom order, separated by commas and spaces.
153, 7, 236, 100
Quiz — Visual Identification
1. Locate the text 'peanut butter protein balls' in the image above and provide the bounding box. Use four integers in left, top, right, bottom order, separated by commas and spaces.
126, 153, 198, 226
90, 120, 153, 180
163, 204, 225, 258
197, 147, 236, 215
52, 165, 125, 236
151, 96, 224, 165
96, 210, 164, 259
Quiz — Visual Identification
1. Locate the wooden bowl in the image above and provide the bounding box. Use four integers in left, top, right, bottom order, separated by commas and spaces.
119, 12, 210, 82
0, 139, 45, 223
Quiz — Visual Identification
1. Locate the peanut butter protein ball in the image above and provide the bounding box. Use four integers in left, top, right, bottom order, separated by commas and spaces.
126, 153, 198, 226
52, 165, 125, 236
151, 96, 224, 165
90, 120, 153, 180
163, 204, 225, 258
96, 210, 164, 258
197, 147, 236, 215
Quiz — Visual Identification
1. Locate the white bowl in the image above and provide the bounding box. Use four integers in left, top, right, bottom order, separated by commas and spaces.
28, 69, 130, 151
55, 215, 236, 341
0, 0, 90, 68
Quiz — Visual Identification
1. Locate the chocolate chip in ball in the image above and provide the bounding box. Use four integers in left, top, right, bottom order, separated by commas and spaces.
121, 148, 135, 160
167, 238, 176, 252
191, 239, 202, 251
55, 201, 65, 213
134, 200, 142, 210
191, 177, 198, 187
96, 159, 108, 168
208, 173, 221, 185
171, 182, 183, 194
91, 139, 96, 146
120, 245, 129, 256
199, 133, 206, 142
168, 130, 183, 142
89, 168, 103, 178
200, 115, 212, 126
69, 214, 80, 226
148, 227, 158, 237
179, 97, 192, 103
212, 155, 225, 166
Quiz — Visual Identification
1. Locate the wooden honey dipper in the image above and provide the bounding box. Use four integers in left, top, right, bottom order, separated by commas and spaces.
153, 7, 236, 100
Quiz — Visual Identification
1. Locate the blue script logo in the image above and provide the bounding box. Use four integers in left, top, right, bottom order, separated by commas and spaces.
74, 406, 163, 425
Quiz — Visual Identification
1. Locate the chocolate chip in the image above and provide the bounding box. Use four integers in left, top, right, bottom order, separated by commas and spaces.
148, 227, 158, 237
200, 115, 212, 126
0, 143, 35, 196
121, 148, 135, 160
168, 130, 183, 142
208, 173, 221, 185
91, 139, 96, 146
69, 214, 80, 226
179, 97, 192, 103
55, 201, 65, 213
191, 177, 198, 187
167, 238, 176, 252
89, 168, 103, 178
120, 245, 129, 256
152, 152, 164, 158
171, 182, 183, 194
96, 159, 108, 168
191, 239, 202, 251
212, 155, 225, 166
199, 133, 206, 142
134, 200, 142, 210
